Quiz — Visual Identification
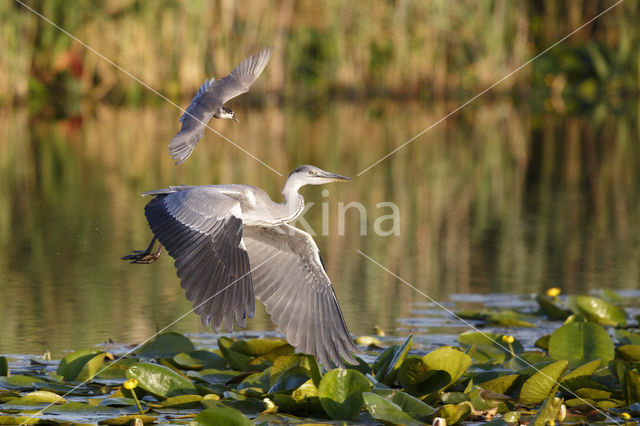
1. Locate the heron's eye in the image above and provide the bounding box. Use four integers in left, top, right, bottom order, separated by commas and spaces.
309, 170, 315, 175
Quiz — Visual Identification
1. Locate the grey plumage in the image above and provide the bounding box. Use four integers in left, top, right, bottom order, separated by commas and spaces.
169, 47, 273, 164
126, 166, 358, 368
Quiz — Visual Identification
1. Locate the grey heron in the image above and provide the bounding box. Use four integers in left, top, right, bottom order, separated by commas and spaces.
169, 47, 273, 165
122, 165, 358, 367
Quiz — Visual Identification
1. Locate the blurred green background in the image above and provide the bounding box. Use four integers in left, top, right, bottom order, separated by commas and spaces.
1, 0, 639, 356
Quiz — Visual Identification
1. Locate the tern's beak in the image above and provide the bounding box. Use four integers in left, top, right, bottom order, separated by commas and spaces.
232, 115, 240, 123
324, 172, 351, 182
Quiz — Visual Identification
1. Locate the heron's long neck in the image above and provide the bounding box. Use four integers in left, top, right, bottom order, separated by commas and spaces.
276, 180, 305, 223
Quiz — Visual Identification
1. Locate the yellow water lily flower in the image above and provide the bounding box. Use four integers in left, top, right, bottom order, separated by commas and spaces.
546, 287, 561, 297
620, 412, 631, 420
123, 378, 138, 390
501, 335, 515, 344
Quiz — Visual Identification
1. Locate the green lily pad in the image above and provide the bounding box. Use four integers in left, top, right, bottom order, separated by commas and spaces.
568, 295, 627, 326
624, 367, 640, 404
0, 358, 7, 377
519, 360, 568, 405
535, 335, 550, 350
477, 374, 523, 396
617, 345, 640, 362
362, 392, 423, 425
458, 331, 523, 363
317, 368, 370, 420
190, 401, 253, 426
5, 390, 64, 406
0, 375, 44, 391
56, 348, 106, 382
270, 355, 322, 388
397, 357, 451, 395
173, 350, 226, 370
421, 347, 472, 387
268, 366, 310, 393
457, 310, 537, 327
125, 362, 198, 399
562, 359, 601, 382
548, 322, 614, 365
0, 415, 44, 424
136, 332, 196, 359
616, 329, 640, 345
158, 394, 203, 408
95, 358, 139, 380
98, 414, 157, 425
438, 401, 472, 425
530, 396, 564, 426
536, 295, 571, 320
373, 335, 413, 386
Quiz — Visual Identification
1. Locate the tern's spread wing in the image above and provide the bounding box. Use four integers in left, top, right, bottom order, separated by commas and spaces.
168, 47, 272, 165
242, 224, 358, 368
168, 79, 216, 164
144, 187, 255, 332
210, 47, 273, 106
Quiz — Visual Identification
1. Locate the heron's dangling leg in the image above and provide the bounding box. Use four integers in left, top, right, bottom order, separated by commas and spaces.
121, 236, 163, 264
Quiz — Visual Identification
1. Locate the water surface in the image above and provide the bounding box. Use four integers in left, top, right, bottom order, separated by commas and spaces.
1, 99, 638, 356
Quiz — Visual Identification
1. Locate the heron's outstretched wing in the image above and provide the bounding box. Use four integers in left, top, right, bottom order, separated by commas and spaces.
144, 187, 255, 332
210, 47, 273, 106
242, 224, 358, 368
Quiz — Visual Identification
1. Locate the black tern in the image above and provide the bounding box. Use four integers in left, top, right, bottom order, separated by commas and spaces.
169, 47, 273, 164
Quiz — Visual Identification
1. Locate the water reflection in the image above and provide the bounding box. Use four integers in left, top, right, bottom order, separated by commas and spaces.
0, 99, 638, 356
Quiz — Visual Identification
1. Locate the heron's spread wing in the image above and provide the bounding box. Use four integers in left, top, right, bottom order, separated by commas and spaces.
145, 187, 255, 332
242, 224, 358, 368
210, 47, 273, 106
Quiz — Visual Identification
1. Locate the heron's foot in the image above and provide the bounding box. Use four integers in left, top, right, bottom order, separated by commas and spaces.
121, 247, 163, 264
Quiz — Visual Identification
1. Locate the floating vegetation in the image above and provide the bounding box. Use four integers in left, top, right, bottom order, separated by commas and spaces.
1, 291, 639, 424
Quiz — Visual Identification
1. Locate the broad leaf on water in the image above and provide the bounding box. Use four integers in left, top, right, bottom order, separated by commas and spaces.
270, 355, 322, 388
268, 366, 310, 393
536, 295, 571, 320
568, 295, 627, 326
477, 374, 523, 396
362, 392, 423, 426
125, 362, 198, 399
56, 348, 106, 382
548, 322, 614, 365
624, 367, 640, 404
136, 332, 196, 359
421, 347, 472, 388
190, 401, 253, 426
96, 358, 139, 380
98, 414, 157, 425
317, 368, 370, 420
519, 360, 568, 405
530, 396, 563, 426
0, 358, 7, 377
397, 357, 450, 395
158, 394, 203, 408
0, 375, 44, 391
438, 402, 472, 425
617, 345, 640, 362
218, 337, 255, 371
5, 390, 64, 405
616, 329, 640, 345
458, 331, 523, 363
373, 335, 413, 386
173, 350, 226, 370
562, 359, 601, 382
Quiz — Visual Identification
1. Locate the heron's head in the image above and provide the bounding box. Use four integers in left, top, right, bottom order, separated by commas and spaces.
287, 165, 351, 187
220, 106, 240, 123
